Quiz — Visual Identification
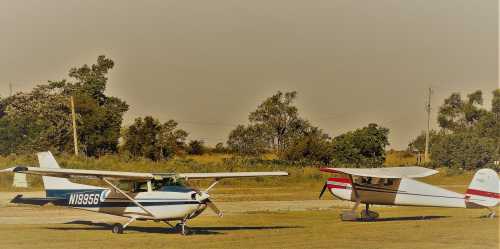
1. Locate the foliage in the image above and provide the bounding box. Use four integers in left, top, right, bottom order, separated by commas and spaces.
437, 90, 488, 132
413, 89, 500, 170
431, 132, 496, 170
331, 123, 390, 167
187, 140, 205, 155
282, 127, 333, 165
408, 130, 442, 153
212, 142, 229, 154
228, 91, 328, 161
0, 55, 128, 156
248, 91, 306, 153
227, 124, 269, 156
122, 116, 188, 161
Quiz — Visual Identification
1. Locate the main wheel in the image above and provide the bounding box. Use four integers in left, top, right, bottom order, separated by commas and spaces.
360, 210, 379, 220
112, 223, 124, 234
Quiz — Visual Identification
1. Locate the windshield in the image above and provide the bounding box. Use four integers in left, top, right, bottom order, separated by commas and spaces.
116, 178, 191, 193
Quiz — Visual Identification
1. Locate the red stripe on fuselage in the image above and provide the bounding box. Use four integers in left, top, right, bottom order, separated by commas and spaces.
327, 184, 347, 190
328, 178, 351, 184
466, 189, 500, 199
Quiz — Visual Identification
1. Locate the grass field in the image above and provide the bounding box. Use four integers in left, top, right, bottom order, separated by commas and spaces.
0, 152, 498, 248
0, 207, 497, 249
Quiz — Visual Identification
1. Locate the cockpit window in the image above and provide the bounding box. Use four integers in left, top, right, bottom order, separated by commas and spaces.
116, 178, 193, 193
153, 178, 189, 192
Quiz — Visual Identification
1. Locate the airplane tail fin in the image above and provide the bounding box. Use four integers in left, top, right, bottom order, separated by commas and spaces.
465, 168, 499, 208
38, 152, 102, 198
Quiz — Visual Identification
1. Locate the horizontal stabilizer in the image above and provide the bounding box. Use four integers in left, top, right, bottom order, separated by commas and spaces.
10, 194, 64, 206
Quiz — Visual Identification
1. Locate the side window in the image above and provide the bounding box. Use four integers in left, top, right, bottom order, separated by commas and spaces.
384, 179, 394, 186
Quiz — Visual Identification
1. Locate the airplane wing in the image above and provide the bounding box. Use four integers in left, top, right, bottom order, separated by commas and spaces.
175, 172, 289, 180
1, 166, 157, 180
320, 166, 438, 178
1, 166, 288, 181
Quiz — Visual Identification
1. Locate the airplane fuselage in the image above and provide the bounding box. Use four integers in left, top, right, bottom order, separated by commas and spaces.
327, 177, 478, 208
46, 187, 207, 221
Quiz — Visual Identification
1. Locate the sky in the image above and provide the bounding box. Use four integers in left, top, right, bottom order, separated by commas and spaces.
0, 0, 498, 149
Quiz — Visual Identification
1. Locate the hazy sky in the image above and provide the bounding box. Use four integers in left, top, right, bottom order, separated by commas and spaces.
1, 0, 498, 149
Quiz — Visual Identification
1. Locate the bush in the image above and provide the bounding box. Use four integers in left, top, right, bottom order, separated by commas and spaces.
187, 140, 205, 155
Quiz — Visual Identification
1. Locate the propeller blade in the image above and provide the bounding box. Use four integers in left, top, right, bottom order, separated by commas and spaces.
319, 182, 327, 199
206, 199, 223, 217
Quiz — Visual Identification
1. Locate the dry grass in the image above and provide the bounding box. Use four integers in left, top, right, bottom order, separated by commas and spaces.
0, 207, 497, 249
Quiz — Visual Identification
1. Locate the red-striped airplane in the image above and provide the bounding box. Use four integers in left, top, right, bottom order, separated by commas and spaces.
319, 166, 499, 220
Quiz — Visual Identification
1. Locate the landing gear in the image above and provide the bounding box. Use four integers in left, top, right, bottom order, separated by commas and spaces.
112, 223, 123, 234
111, 217, 136, 234
178, 220, 190, 235
165, 220, 190, 235
360, 204, 379, 221
487, 208, 496, 219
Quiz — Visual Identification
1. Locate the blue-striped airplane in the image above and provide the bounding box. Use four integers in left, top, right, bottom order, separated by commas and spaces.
1, 152, 288, 235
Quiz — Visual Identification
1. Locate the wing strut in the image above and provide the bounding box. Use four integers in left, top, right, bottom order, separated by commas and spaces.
101, 178, 156, 219
348, 174, 361, 210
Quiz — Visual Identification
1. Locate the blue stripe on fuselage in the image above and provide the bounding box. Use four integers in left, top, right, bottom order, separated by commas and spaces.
46, 189, 201, 208
46, 189, 106, 199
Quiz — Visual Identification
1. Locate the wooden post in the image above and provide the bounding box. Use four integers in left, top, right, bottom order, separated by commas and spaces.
70, 96, 79, 156
424, 87, 432, 163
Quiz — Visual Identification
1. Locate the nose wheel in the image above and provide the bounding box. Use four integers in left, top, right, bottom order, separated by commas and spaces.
174, 221, 190, 235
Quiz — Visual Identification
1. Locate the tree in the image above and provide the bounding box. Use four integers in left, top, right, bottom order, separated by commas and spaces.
492, 89, 500, 117
331, 123, 390, 167
408, 130, 441, 153
412, 89, 499, 169
282, 127, 333, 164
248, 91, 305, 154
437, 91, 487, 132
431, 132, 496, 170
212, 142, 227, 153
187, 140, 205, 155
122, 116, 188, 160
227, 125, 269, 156
0, 55, 129, 156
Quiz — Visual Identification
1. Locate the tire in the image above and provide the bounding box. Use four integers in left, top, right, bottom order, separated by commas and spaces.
112, 223, 124, 234
360, 210, 379, 220
181, 226, 189, 236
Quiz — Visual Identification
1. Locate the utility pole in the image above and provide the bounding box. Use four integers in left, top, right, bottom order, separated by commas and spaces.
9, 83, 12, 96
70, 96, 79, 156
424, 87, 433, 163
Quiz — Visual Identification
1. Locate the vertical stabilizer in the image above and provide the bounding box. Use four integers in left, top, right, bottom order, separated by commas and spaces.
466, 169, 499, 207
37, 152, 102, 197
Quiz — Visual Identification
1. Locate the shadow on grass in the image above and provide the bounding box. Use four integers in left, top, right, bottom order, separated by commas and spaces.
44, 220, 302, 235
355, 215, 450, 222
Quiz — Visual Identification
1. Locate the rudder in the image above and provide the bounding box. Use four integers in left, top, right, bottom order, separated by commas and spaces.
466, 168, 499, 207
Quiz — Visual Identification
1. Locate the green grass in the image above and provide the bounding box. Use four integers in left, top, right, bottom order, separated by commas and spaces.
0, 207, 497, 249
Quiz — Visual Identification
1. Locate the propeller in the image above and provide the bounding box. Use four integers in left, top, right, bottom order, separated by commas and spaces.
205, 199, 224, 217
319, 182, 327, 199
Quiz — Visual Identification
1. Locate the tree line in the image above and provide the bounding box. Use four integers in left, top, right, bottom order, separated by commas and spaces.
3, 56, 496, 169
409, 90, 500, 170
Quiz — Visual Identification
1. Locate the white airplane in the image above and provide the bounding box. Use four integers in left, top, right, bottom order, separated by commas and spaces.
318, 166, 499, 220
0, 152, 288, 235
